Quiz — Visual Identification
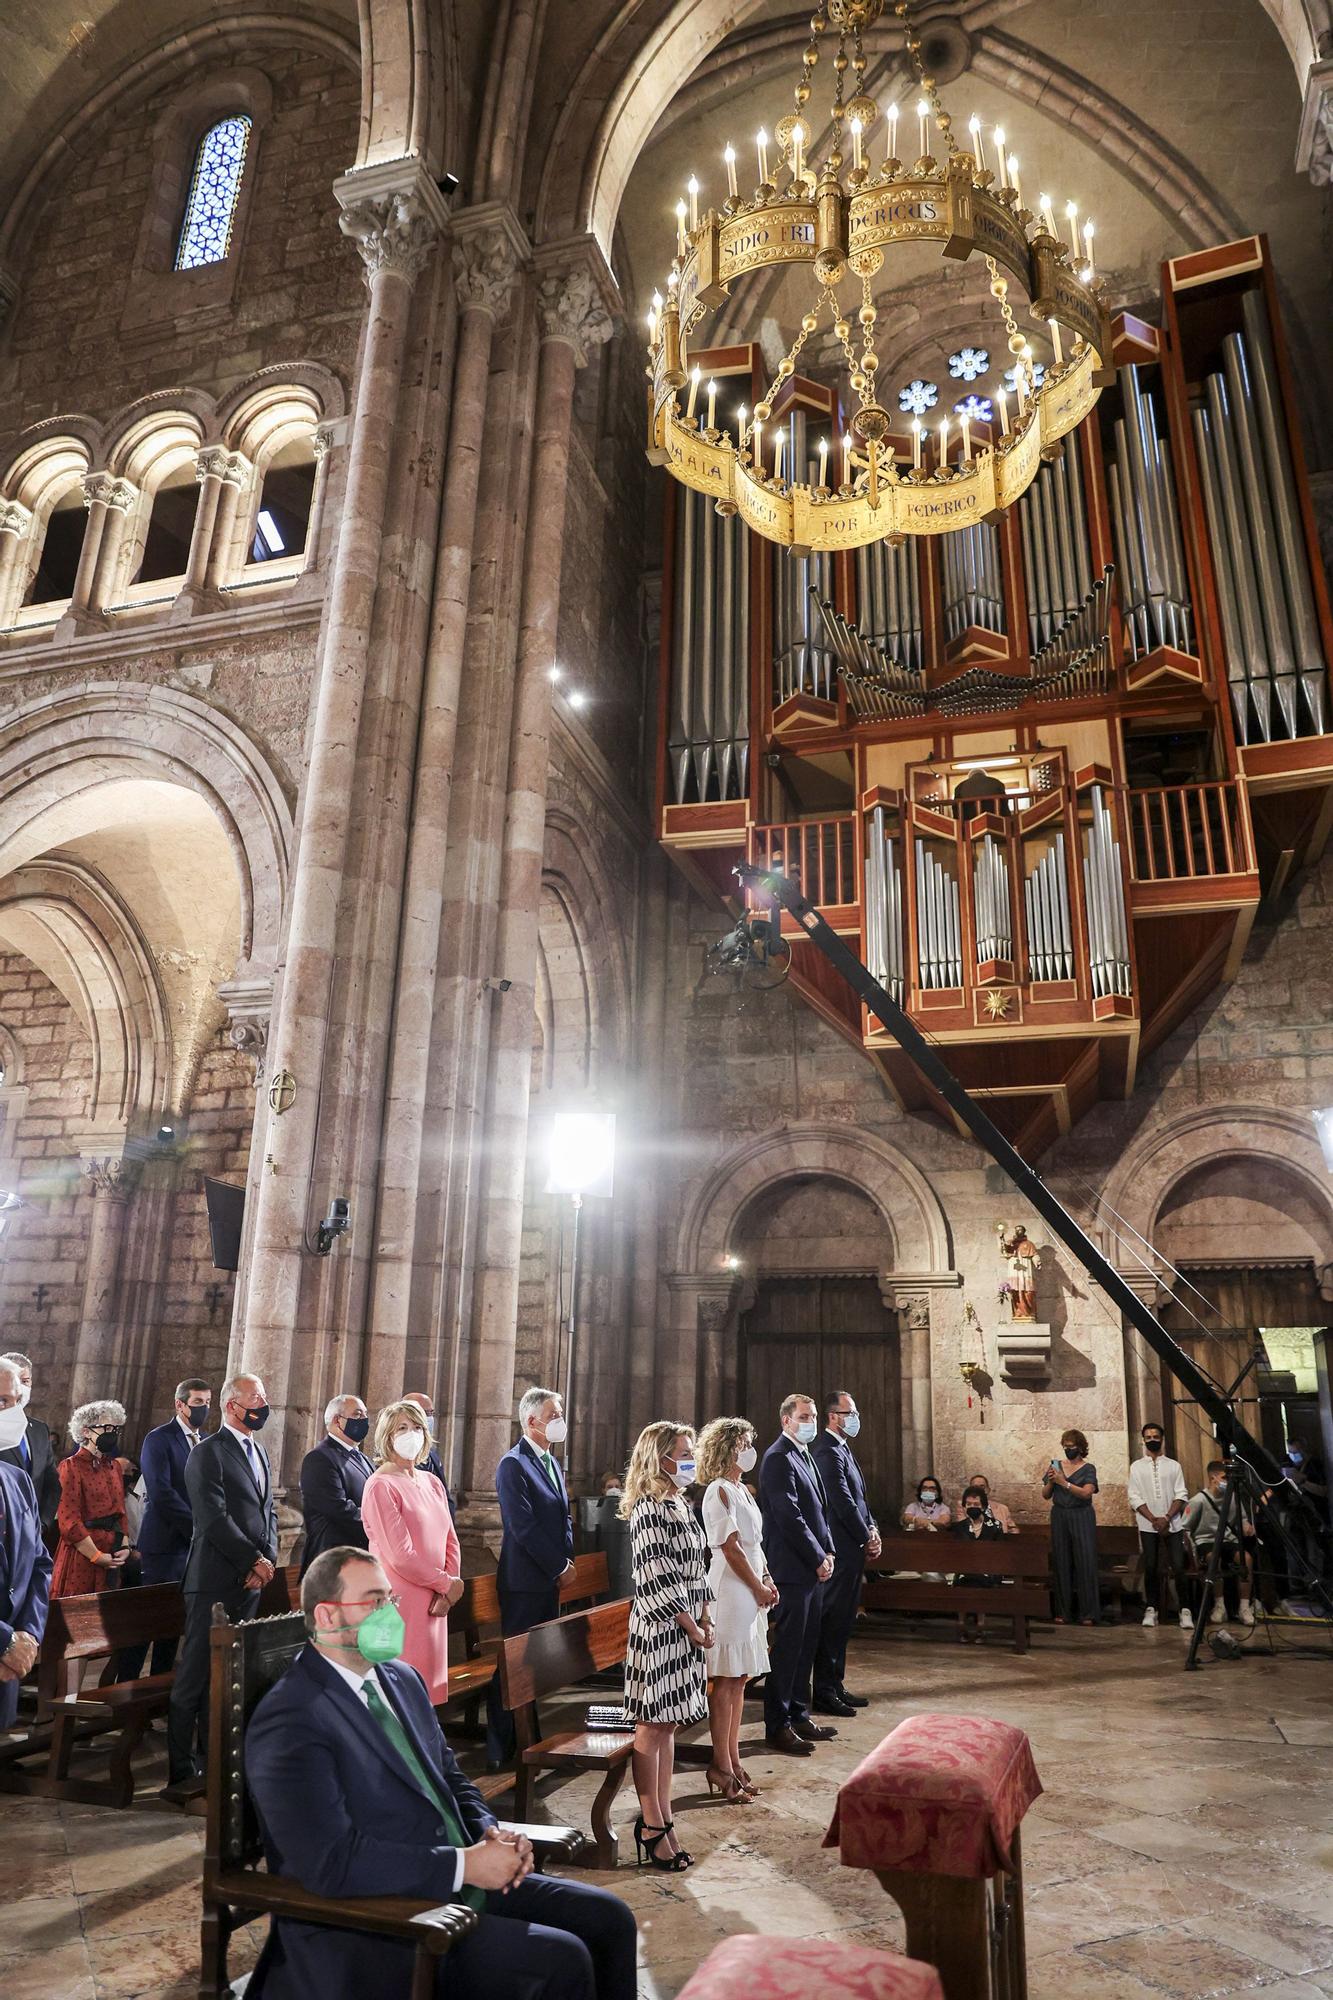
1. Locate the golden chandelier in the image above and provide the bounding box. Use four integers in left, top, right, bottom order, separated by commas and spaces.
645, 0, 1112, 549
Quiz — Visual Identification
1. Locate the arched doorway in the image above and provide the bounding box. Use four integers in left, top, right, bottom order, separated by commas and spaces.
733, 1176, 901, 1523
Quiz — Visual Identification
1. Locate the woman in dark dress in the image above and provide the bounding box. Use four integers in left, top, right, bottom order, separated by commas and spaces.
1042, 1428, 1099, 1623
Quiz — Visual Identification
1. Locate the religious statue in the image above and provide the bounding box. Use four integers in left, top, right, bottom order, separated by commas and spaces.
995, 1221, 1042, 1323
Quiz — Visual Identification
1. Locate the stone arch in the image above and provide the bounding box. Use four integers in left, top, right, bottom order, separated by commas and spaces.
677, 1122, 955, 1279
355, 0, 453, 178
0, 683, 294, 978
542, 807, 632, 1082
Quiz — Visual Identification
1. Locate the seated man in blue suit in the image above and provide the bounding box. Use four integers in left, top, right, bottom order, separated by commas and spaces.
298, 1392, 373, 1574
0, 1359, 53, 1724
811, 1388, 881, 1715
246, 1546, 635, 2000
757, 1391, 837, 1756
486, 1385, 574, 1767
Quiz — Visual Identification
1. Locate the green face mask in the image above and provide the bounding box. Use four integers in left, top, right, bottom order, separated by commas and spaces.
326, 1600, 406, 1666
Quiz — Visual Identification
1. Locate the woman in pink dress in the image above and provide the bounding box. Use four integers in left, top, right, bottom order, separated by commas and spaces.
360, 1399, 462, 1704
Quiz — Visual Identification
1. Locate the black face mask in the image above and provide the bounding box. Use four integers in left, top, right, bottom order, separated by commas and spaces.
342, 1416, 371, 1443
185, 1404, 210, 1430
1145, 1437, 1164, 1453
965, 1505, 984, 1519
240, 1404, 270, 1432
94, 1428, 121, 1455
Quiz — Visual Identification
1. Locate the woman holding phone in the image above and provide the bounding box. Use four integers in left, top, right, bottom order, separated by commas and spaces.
1042, 1428, 1099, 1624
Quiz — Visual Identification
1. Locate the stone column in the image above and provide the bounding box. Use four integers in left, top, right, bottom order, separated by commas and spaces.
180, 446, 230, 594
69, 474, 115, 616
0, 500, 32, 626
84, 478, 137, 612
237, 161, 447, 1474
365, 205, 526, 1412
1119, 1268, 1167, 1440
461, 250, 615, 1508
70, 1154, 137, 1407
302, 424, 338, 569
202, 452, 252, 591
890, 1287, 936, 1483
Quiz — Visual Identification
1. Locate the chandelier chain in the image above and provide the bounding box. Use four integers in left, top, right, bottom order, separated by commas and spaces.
895, 0, 958, 159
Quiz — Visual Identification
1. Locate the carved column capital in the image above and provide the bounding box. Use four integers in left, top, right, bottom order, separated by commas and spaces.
219, 974, 273, 1086
311, 423, 336, 463
82, 1155, 137, 1198
0, 499, 31, 538
333, 160, 451, 288
452, 229, 523, 322
90, 476, 137, 515
221, 450, 252, 490
536, 262, 615, 366
1297, 57, 1333, 185
195, 445, 233, 483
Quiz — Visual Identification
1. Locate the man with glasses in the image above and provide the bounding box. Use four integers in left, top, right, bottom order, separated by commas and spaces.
245, 1546, 635, 1999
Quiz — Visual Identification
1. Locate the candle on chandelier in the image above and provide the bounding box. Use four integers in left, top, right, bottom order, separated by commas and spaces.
1083, 218, 1096, 278
753, 416, 764, 472
938, 415, 949, 468
1039, 193, 1056, 237
961, 413, 972, 462
757, 128, 770, 184
706, 379, 718, 431
724, 145, 738, 199
850, 116, 863, 171
687, 177, 699, 231
737, 403, 748, 449
997, 387, 1010, 436
886, 102, 900, 162
993, 128, 1006, 186
675, 198, 687, 255
917, 99, 930, 160
792, 122, 805, 185
773, 429, 785, 481
1050, 317, 1063, 366
1065, 200, 1079, 257
912, 419, 922, 470
843, 432, 853, 487
818, 435, 830, 488
686, 365, 700, 420
1008, 154, 1022, 210
968, 114, 986, 177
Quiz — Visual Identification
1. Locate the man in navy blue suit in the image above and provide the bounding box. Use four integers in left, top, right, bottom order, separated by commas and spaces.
811, 1389, 880, 1715
486, 1385, 574, 1767
757, 1391, 837, 1756
246, 1546, 635, 2000
139, 1378, 213, 1587
0, 1348, 61, 1532
0, 1359, 53, 1726
298, 1392, 373, 1574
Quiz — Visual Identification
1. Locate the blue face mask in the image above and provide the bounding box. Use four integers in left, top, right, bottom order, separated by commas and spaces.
841, 1412, 861, 1439
795, 1419, 817, 1446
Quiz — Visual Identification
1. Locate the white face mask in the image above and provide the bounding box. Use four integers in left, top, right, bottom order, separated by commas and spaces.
544, 1417, 568, 1446
391, 1428, 425, 1462
841, 1412, 861, 1439
794, 1419, 817, 1446
0, 1405, 28, 1450
736, 1445, 758, 1473
670, 1458, 696, 1489
16, 1382, 30, 1409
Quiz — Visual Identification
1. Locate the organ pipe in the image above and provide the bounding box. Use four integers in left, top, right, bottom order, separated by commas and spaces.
940, 523, 1005, 644
856, 536, 922, 671
865, 805, 904, 1002
774, 407, 836, 706
666, 479, 750, 802
1109, 367, 1193, 659
1083, 785, 1131, 999
1019, 448, 1092, 654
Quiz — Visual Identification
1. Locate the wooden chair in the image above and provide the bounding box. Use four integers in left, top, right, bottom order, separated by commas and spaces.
201, 1606, 584, 2000
499, 1599, 633, 1868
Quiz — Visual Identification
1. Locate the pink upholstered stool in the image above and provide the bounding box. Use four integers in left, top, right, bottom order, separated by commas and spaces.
824, 1713, 1043, 2000
675, 1936, 945, 2000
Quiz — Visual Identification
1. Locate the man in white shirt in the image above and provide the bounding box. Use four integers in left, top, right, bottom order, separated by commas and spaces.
1127, 1422, 1191, 1629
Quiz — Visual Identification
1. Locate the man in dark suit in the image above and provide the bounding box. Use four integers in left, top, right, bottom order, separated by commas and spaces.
757, 1391, 837, 1756
404, 1391, 457, 1523
486, 1385, 574, 1767
811, 1388, 880, 1715
299, 1393, 373, 1574
163, 1371, 278, 1803
139, 1377, 213, 1586
246, 1546, 635, 2000
0, 1359, 53, 1726
0, 1349, 61, 1533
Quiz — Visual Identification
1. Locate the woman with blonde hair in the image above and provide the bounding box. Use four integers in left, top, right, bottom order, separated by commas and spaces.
621, 1420, 712, 1869
360, 1398, 463, 1702
696, 1416, 776, 1803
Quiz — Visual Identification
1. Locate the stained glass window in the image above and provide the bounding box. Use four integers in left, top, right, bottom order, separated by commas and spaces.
175, 115, 252, 271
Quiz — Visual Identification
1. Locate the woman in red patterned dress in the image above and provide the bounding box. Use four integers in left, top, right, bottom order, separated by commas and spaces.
52, 1399, 131, 1598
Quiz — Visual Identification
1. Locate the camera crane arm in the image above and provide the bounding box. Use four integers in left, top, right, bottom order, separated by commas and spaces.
737, 860, 1290, 1491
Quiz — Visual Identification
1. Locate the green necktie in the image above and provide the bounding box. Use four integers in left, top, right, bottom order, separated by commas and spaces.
542, 1449, 560, 1491
362, 1681, 484, 1911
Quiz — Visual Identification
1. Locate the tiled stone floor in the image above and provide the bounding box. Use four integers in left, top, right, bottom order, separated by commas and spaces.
4, 1623, 1333, 1998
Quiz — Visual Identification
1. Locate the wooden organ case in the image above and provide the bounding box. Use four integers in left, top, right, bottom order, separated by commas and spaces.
655, 237, 1333, 1154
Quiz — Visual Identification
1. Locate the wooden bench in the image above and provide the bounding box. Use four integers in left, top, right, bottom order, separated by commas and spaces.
861, 1533, 1052, 1652
990, 1522, 1143, 1618
202, 1607, 584, 2000
499, 1599, 633, 1868
445, 1551, 612, 1723
7, 1566, 299, 1808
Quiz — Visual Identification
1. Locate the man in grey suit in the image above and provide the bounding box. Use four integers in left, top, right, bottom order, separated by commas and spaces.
163, 1371, 278, 1804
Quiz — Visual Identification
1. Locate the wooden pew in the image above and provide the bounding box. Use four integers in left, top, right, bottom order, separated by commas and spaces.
499, 1599, 633, 1868
445, 1551, 611, 1725
861, 1533, 1052, 1652
9, 1567, 299, 1808
983, 1522, 1143, 1618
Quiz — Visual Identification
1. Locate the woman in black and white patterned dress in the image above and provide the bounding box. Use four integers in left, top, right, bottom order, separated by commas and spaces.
621, 1420, 712, 1870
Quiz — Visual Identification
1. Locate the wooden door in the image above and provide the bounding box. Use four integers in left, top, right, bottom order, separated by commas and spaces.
739, 1276, 901, 1526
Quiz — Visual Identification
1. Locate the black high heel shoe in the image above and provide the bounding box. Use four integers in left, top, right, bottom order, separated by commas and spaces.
661, 1820, 693, 1868
633, 1814, 690, 1871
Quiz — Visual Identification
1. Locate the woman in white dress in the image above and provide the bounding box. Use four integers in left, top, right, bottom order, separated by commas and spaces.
696, 1417, 778, 1804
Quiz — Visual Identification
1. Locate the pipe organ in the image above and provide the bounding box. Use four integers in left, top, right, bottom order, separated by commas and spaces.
658, 235, 1333, 1152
